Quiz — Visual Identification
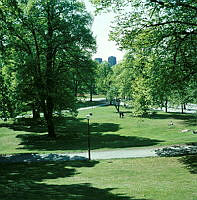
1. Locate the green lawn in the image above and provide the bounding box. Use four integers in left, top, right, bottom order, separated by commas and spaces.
79, 106, 197, 147
0, 156, 196, 200
0, 106, 196, 154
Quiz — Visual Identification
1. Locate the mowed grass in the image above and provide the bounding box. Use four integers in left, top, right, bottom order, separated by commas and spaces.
0, 156, 196, 200
77, 106, 197, 150
0, 105, 197, 154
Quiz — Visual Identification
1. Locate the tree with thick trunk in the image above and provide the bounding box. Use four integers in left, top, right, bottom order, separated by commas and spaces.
0, 0, 96, 137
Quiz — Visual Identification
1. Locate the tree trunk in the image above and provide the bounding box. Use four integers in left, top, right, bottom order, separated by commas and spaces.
45, 15, 56, 138
181, 104, 184, 114
74, 79, 78, 97
46, 113, 55, 138
90, 88, 93, 102
184, 103, 186, 110
89, 80, 94, 102
114, 99, 120, 113
32, 108, 40, 120
32, 103, 40, 120
42, 97, 56, 138
47, 96, 55, 137
165, 100, 168, 113
115, 104, 120, 113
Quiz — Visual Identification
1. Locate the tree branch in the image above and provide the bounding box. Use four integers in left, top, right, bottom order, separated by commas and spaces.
176, 2, 197, 12
150, 0, 197, 12
146, 21, 197, 27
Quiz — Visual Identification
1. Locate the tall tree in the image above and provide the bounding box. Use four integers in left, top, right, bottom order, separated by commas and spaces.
0, 0, 96, 137
96, 61, 112, 95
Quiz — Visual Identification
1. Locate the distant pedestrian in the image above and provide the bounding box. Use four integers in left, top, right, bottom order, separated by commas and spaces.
168, 121, 174, 126
119, 112, 124, 118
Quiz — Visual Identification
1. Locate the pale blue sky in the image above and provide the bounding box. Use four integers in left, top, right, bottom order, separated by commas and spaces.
84, 0, 125, 63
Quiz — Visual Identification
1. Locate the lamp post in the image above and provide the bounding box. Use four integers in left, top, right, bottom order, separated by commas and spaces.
86, 113, 92, 160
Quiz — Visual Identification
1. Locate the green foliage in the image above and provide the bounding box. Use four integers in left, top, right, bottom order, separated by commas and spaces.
0, 59, 18, 119
131, 76, 152, 116
91, 0, 197, 115
0, 0, 96, 135
110, 61, 133, 99
95, 61, 112, 95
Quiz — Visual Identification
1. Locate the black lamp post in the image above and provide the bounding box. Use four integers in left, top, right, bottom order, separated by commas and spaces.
86, 113, 92, 160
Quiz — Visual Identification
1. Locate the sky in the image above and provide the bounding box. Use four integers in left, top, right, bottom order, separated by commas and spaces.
84, 0, 125, 63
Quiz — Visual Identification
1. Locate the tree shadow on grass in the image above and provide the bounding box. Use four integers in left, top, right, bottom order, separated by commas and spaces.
0, 117, 47, 133
179, 154, 197, 174
0, 161, 149, 200
15, 120, 163, 151
145, 112, 196, 120
145, 112, 197, 127
16, 132, 163, 152
1, 116, 164, 152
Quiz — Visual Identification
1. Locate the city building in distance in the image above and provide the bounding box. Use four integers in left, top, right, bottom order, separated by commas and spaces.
108, 56, 117, 66
94, 58, 102, 64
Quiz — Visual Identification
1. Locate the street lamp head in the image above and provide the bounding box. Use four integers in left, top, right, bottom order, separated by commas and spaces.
86, 114, 90, 119
86, 113, 93, 120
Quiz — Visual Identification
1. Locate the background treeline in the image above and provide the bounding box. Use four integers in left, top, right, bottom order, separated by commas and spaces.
93, 0, 197, 116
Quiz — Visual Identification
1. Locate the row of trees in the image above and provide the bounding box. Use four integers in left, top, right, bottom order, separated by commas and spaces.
92, 0, 197, 116
0, 0, 97, 137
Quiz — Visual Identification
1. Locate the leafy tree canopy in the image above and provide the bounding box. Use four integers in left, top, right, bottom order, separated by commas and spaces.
90, 0, 197, 115
0, 0, 96, 136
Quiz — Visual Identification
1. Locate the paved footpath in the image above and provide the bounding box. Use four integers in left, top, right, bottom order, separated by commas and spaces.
1, 145, 196, 163
78, 103, 107, 111
67, 147, 158, 160
0, 147, 159, 163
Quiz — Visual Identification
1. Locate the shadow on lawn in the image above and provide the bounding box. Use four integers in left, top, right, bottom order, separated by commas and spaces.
146, 112, 196, 120
1, 116, 164, 151
0, 161, 148, 200
145, 112, 197, 126
179, 154, 197, 174
16, 132, 163, 151
15, 118, 163, 151
0, 117, 47, 133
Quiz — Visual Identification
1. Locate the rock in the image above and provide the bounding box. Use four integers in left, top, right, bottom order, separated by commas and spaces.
181, 129, 191, 133
155, 146, 197, 157
192, 130, 197, 134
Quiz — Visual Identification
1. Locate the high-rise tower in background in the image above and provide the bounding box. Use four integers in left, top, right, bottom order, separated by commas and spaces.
95, 58, 102, 64
108, 56, 117, 66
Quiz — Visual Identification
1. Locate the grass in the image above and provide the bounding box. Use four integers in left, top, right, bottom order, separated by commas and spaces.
0, 156, 196, 200
77, 105, 197, 148
0, 106, 196, 154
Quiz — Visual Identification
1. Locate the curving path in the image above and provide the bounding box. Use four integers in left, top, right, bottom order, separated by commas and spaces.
1, 145, 196, 163
0, 147, 158, 163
